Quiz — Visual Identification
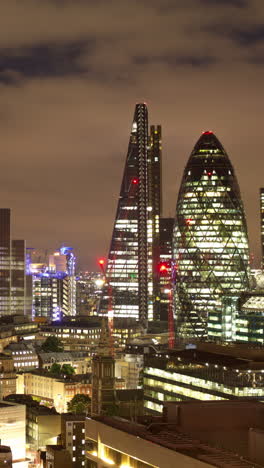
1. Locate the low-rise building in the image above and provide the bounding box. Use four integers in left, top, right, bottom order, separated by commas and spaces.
4, 342, 39, 371
0, 354, 16, 398
0, 401, 26, 467
143, 347, 264, 415
40, 319, 101, 353
38, 351, 90, 374
0, 315, 39, 352
17, 370, 92, 413
45, 445, 71, 468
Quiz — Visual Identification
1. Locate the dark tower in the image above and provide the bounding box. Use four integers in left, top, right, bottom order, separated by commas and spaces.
91, 319, 116, 416
99, 104, 151, 326
173, 131, 250, 340
149, 125, 162, 321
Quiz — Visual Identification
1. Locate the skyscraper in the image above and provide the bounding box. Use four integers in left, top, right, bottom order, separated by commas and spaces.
173, 131, 250, 340
0, 209, 26, 316
149, 125, 162, 321
100, 103, 155, 326
260, 188, 264, 267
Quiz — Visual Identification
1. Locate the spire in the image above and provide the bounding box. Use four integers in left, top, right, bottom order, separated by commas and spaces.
97, 318, 112, 357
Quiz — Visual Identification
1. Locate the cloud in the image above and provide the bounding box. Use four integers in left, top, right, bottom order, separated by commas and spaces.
0, 0, 263, 268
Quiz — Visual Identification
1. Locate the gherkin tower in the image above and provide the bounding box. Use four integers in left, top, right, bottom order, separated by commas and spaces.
173, 131, 250, 340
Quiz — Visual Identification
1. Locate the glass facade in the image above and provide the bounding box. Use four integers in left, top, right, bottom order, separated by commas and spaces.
99, 104, 161, 325
173, 131, 250, 339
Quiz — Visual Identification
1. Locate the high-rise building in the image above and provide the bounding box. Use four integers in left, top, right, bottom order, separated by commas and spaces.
0, 209, 26, 317
159, 218, 174, 321
173, 131, 250, 340
149, 125, 162, 321
260, 188, 264, 267
99, 104, 154, 326
28, 245, 77, 321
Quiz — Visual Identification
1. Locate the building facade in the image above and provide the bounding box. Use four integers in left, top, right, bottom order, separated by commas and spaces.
143, 349, 264, 415
173, 131, 250, 340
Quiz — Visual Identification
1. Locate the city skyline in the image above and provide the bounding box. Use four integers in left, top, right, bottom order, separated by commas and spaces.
0, 1, 264, 269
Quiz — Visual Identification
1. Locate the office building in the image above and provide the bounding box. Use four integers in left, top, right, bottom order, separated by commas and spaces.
143, 346, 264, 415
261, 188, 264, 267
0, 210, 26, 317
173, 131, 250, 339
4, 341, 39, 371
149, 125, 162, 321
100, 103, 159, 326
158, 218, 174, 321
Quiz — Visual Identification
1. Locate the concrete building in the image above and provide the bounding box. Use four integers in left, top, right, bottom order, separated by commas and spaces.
0, 446, 12, 467
45, 445, 71, 468
61, 414, 86, 468
0, 401, 26, 467
115, 353, 143, 389
17, 370, 92, 413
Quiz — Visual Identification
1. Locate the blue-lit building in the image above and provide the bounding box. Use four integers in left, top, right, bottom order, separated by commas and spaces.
28, 246, 77, 321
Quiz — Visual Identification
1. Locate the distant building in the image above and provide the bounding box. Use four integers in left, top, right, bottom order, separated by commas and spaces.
38, 351, 90, 374
159, 217, 174, 321
0, 210, 26, 317
0, 354, 16, 399
40, 318, 101, 353
143, 346, 264, 415
28, 245, 77, 321
4, 341, 39, 371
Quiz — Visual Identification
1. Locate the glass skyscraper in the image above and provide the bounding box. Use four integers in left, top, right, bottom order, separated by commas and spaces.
173, 131, 250, 340
100, 104, 162, 326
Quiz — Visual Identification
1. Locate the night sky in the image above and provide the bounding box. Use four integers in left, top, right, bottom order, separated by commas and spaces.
1, 0, 263, 269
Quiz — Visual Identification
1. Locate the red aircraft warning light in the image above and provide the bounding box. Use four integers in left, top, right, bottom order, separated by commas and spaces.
98, 259, 105, 265
132, 177, 139, 185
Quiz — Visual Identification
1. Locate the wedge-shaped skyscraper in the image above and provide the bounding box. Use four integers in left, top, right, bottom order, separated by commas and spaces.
173, 131, 250, 339
100, 103, 158, 326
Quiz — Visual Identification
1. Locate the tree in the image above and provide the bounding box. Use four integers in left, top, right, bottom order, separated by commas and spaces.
67, 394, 91, 414
61, 364, 75, 376
50, 363, 62, 375
41, 336, 64, 353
